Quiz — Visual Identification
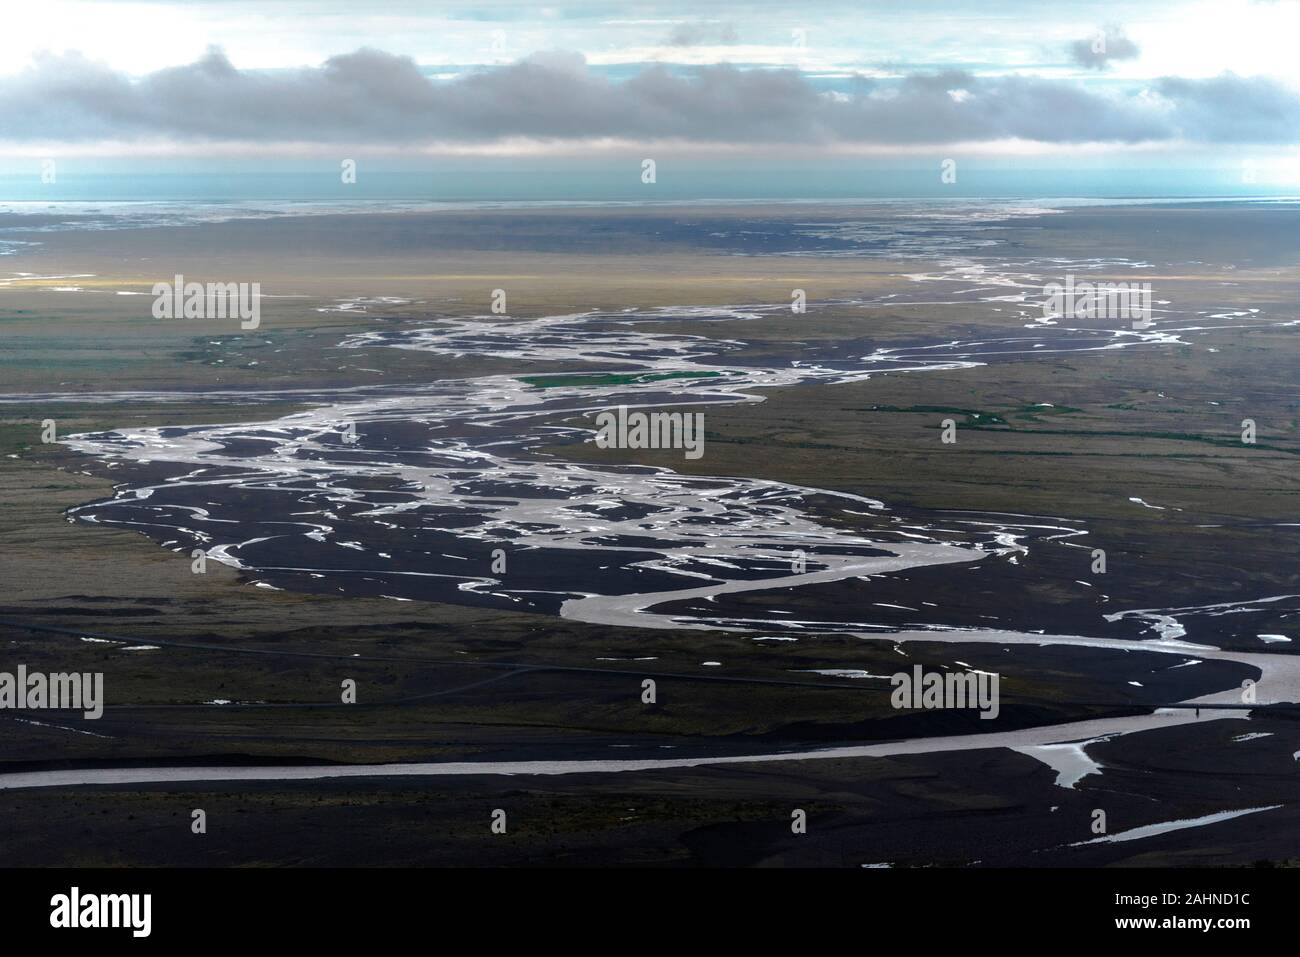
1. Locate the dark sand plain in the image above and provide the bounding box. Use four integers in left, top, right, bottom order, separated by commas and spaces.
1, 202, 1297, 866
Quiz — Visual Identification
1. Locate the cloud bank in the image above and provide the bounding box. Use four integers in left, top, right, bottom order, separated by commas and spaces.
1068, 27, 1141, 71
3, 47, 1297, 149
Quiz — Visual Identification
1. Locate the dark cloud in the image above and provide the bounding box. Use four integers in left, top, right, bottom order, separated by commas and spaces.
0, 47, 1294, 147
1068, 26, 1141, 70
1156, 73, 1300, 143
666, 22, 739, 46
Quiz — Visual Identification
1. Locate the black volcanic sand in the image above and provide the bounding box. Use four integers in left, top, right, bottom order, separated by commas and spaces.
1, 618, 1228, 765
1, 200, 1298, 866
1, 713, 1297, 867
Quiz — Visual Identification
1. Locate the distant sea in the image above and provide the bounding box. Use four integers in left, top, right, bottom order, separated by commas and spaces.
0, 169, 1295, 256
0, 167, 1296, 204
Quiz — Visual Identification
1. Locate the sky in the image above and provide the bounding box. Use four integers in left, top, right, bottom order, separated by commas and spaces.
2, 0, 1299, 196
